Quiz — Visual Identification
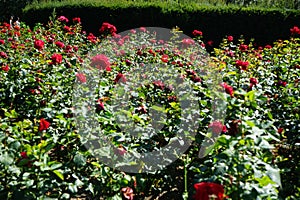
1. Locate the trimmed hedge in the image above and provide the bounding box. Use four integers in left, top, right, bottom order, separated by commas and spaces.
19, 2, 300, 46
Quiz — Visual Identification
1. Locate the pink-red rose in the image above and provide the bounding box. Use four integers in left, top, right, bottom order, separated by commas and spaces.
51, 53, 63, 64
90, 54, 110, 70
99, 22, 117, 34
192, 29, 203, 37
72, 17, 81, 23
221, 82, 234, 97
290, 26, 300, 35
193, 182, 225, 200
34, 40, 44, 50
208, 121, 226, 134
161, 54, 169, 63
236, 60, 249, 70
58, 16, 69, 23
227, 35, 234, 42
1, 65, 9, 72
55, 41, 64, 48
76, 73, 86, 83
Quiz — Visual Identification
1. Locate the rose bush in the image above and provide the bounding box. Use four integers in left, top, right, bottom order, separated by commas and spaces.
0, 15, 299, 200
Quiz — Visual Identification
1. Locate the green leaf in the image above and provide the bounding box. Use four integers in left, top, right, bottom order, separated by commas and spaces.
53, 169, 64, 181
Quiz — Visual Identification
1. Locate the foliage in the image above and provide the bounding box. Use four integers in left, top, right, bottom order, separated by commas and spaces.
0, 15, 299, 199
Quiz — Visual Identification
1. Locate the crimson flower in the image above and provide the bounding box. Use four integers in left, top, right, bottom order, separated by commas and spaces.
114, 73, 126, 83
250, 77, 258, 85
193, 182, 225, 200
20, 151, 28, 159
192, 29, 203, 37
0, 39, 5, 45
51, 53, 63, 64
182, 38, 195, 46
227, 35, 234, 42
278, 127, 284, 134
161, 54, 169, 63
221, 82, 234, 97
235, 60, 249, 70
90, 54, 110, 70
55, 41, 64, 48
72, 17, 81, 23
0, 51, 8, 58
34, 40, 44, 50
1, 65, 9, 72
208, 121, 226, 134
99, 22, 117, 34
58, 16, 69, 23
76, 73, 86, 83
239, 44, 248, 51
39, 118, 50, 131
290, 26, 300, 35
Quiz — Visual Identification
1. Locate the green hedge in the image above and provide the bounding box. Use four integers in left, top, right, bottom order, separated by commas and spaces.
21, 1, 300, 46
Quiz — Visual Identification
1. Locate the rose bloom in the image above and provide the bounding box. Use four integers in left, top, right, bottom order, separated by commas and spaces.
114, 73, 126, 83
34, 39, 44, 50
208, 121, 226, 134
207, 40, 214, 46
161, 54, 169, 63
55, 41, 64, 48
221, 82, 234, 97
51, 53, 63, 64
76, 73, 86, 83
0, 39, 5, 45
0, 51, 8, 58
227, 35, 234, 42
235, 60, 249, 70
239, 44, 248, 51
290, 26, 300, 35
99, 22, 117, 34
193, 182, 225, 200
72, 17, 81, 23
250, 77, 258, 85
192, 29, 203, 37
39, 118, 50, 131
90, 54, 110, 70
58, 16, 69, 23
1, 65, 9, 72
182, 38, 195, 46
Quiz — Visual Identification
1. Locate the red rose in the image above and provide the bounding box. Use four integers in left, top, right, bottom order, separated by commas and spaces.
114, 73, 126, 83
58, 16, 69, 23
278, 128, 284, 134
34, 40, 44, 50
207, 40, 214, 46
87, 33, 97, 43
55, 41, 64, 48
227, 35, 234, 42
63, 26, 71, 32
72, 17, 81, 23
277, 80, 287, 87
290, 26, 300, 35
1, 65, 9, 72
39, 118, 50, 131
90, 54, 110, 70
121, 187, 134, 200
193, 182, 225, 200
192, 29, 203, 37
0, 51, 8, 58
99, 22, 117, 34
20, 151, 28, 159
208, 121, 224, 134
0, 39, 5, 45
161, 54, 169, 63
235, 60, 249, 70
239, 44, 248, 51
51, 53, 63, 64
76, 73, 86, 83
182, 38, 195, 47
139, 27, 146, 32
221, 82, 234, 97
250, 77, 258, 85
265, 44, 272, 49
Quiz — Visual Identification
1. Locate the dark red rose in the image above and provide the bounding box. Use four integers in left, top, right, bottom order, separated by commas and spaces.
51, 53, 63, 64
34, 40, 44, 50
250, 77, 258, 85
72, 17, 81, 23
207, 40, 214, 46
1, 65, 10, 72
192, 29, 203, 37
278, 127, 284, 134
239, 44, 248, 51
87, 33, 97, 43
0, 39, 5, 45
221, 82, 234, 97
20, 151, 28, 159
290, 26, 300, 35
228, 119, 242, 136
76, 73, 86, 83
99, 22, 117, 34
193, 182, 225, 200
39, 118, 50, 131
236, 60, 249, 70
58, 16, 69, 23
208, 121, 224, 134
161, 54, 169, 63
90, 54, 110, 70
192, 75, 202, 83
55, 41, 64, 48
227, 35, 234, 42
114, 73, 126, 83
